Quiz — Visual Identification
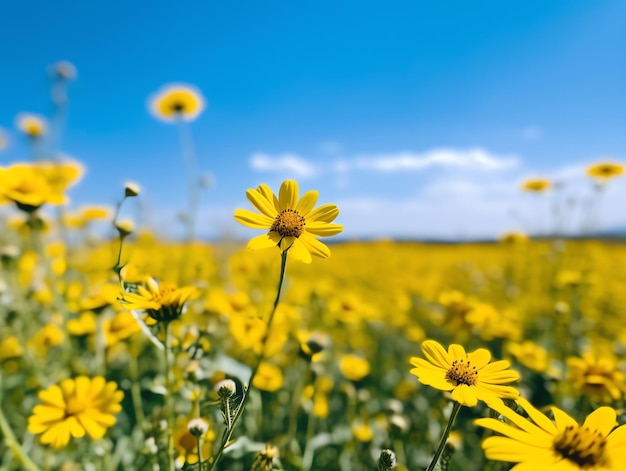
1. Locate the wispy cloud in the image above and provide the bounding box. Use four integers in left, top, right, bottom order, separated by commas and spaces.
249, 152, 317, 178
352, 148, 518, 172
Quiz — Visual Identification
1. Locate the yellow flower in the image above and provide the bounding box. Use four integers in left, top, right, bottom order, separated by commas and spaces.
567, 351, 626, 403
0, 161, 83, 211
409, 340, 520, 407
0, 335, 23, 361
352, 421, 374, 442
339, 354, 371, 382
149, 84, 205, 122
521, 179, 551, 192
173, 416, 215, 467
29, 324, 64, 355
104, 311, 142, 346
119, 271, 197, 323
15, 113, 47, 137
499, 231, 529, 243
28, 376, 123, 448
587, 162, 624, 181
476, 397, 626, 470
252, 362, 284, 392
234, 180, 343, 263
506, 340, 550, 373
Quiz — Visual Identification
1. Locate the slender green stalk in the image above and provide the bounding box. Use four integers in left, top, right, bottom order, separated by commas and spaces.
196, 436, 203, 471
208, 250, 289, 471
426, 402, 462, 471
0, 375, 42, 471
129, 345, 145, 427
163, 322, 175, 471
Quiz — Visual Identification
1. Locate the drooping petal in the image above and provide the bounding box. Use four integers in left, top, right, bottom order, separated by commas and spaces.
234, 209, 274, 229
296, 190, 319, 215
278, 180, 299, 211
247, 233, 278, 251
299, 233, 331, 258
246, 188, 278, 218
451, 384, 478, 407
287, 239, 312, 264
306, 222, 344, 237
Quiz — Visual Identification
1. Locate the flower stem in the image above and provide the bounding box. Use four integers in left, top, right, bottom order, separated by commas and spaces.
163, 322, 175, 471
208, 250, 288, 471
426, 402, 462, 471
196, 436, 203, 471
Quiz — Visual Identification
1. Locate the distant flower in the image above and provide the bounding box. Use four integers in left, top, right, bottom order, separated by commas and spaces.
48, 60, 77, 80
119, 271, 197, 323
149, 84, 205, 122
476, 397, 626, 470
15, 113, 47, 138
499, 231, 529, 243
173, 416, 214, 468
252, 362, 284, 392
339, 354, 371, 382
0, 335, 23, 361
587, 162, 624, 182
28, 376, 123, 448
234, 180, 343, 263
567, 351, 626, 403
506, 340, 550, 373
409, 340, 520, 407
521, 178, 551, 193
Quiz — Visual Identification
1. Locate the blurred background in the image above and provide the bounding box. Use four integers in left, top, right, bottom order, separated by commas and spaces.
1, 0, 625, 240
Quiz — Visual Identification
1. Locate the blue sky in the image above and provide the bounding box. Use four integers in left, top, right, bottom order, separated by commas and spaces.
1, 1, 625, 239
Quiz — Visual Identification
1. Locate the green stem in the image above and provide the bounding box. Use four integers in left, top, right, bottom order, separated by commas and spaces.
426, 402, 462, 471
196, 436, 203, 471
129, 345, 145, 428
163, 322, 175, 471
208, 250, 288, 471
0, 375, 42, 471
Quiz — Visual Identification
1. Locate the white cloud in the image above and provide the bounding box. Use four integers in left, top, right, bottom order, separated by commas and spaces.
250, 152, 317, 178
351, 148, 518, 172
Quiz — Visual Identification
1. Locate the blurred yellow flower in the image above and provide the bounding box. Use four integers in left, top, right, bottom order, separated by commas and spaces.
0, 335, 23, 361
476, 397, 626, 470
339, 354, 371, 382
587, 162, 624, 181
234, 180, 343, 263
104, 311, 142, 346
149, 84, 205, 122
119, 271, 197, 323
28, 376, 123, 448
67, 312, 97, 337
521, 178, 551, 192
29, 324, 64, 355
506, 340, 550, 373
0, 161, 83, 212
409, 340, 520, 407
352, 421, 374, 442
252, 362, 284, 392
15, 113, 47, 137
567, 351, 626, 403
499, 231, 529, 243
173, 416, 215, 467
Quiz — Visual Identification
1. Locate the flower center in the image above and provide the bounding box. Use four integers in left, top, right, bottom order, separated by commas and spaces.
66, 397, 87, 416
271, 209, 305, 238
445, 359, 478, 386
553, 425, 608, 468
170, 101, 185, 113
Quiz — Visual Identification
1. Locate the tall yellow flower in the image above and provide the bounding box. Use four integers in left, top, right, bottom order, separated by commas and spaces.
149, 84, 205, 122
409, 340, 520, 407
234, 180, 343, 263
28, 376, 123, 448
476, 397, 626, 470
586, 162, 624, 182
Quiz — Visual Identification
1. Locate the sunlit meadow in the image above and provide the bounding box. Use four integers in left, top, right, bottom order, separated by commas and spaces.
1, 63, 626, 471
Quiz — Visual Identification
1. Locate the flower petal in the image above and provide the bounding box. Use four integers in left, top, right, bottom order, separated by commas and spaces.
467, 348, 491, 369
246, 188, 278, 218
287, 239, 312, 263
448, 344, 467, 361
583, 407, 617, 436
279, 180, 299, 211
247, 233, 278, 251
306, 222, 344, 237
299, 233, 331, 258
421, 340, 451, 369
296, 190, 319, 215
451, 384, 478, 407
307, 204, 339, 223
234, 209, 274, 229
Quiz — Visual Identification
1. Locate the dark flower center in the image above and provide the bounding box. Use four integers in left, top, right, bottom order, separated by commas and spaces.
271, 209, 305, 238
553, 425, 607, 468
445, 359, 478, 386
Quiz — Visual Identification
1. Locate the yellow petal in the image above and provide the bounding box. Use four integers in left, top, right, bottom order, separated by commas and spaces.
287, 239, 312, 263
451, 384, 478, 407
305, 222, 344, 237
448, 344, 467, 361
467, 348, 491, 369
257, 184, 280, 212
77, 413, 107, 439
421, 340, 451, 369
279, 180, 299, 211
247, 233, 278, 251
307, 204, 339, 223
583, 407, 617, 436
234, 209, 274, 229
39, 385, 66, 408
296, 190, 318, 215
246, 188, 278, 218
66, 416, 85, 438
299, 233, 331, 258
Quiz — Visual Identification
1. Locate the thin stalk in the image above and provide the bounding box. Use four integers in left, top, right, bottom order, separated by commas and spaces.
208, 250, 288, 471
426, 402, 462, 471
163, 322, 175, 471
129, 344, 145, 427
196, 436, 203, 471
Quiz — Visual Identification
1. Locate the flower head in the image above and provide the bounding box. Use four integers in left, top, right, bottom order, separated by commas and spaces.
15, 113, 47, 138
587, 162, 624, 182
28, 376, 123, 448
476, 397, 626, 470
409, 340, 520, 407
521, 179, 551, 193
119, 271, 197, 323
234, 180, 343, 263
567, 351, 626, 403
149, 84, 205, 122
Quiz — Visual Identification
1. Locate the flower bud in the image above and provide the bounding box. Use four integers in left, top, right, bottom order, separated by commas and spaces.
187, 418, 209, 438
115, 219, 134, 238
124, 182, 140, 198
378, 449, 397, 470
215, 379, 236, 399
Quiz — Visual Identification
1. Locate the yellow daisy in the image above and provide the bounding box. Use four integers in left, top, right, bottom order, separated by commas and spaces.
233, 180, 343, 263
28, 376, 123, 448
476, 397, 626, 470
409, 340, 520, 407
587, 162, 624, 181
521, 178, 551, 192
149, 84, 205, 122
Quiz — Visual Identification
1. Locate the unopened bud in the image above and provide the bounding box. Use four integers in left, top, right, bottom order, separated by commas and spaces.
215, 379, 236, 399
115, 219, 133, 237
124, 182, 140, 198
187, 418, 209, 438
378, 449, 397, 470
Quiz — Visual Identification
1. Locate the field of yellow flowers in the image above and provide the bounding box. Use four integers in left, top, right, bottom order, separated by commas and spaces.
1, 64, 626, 471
